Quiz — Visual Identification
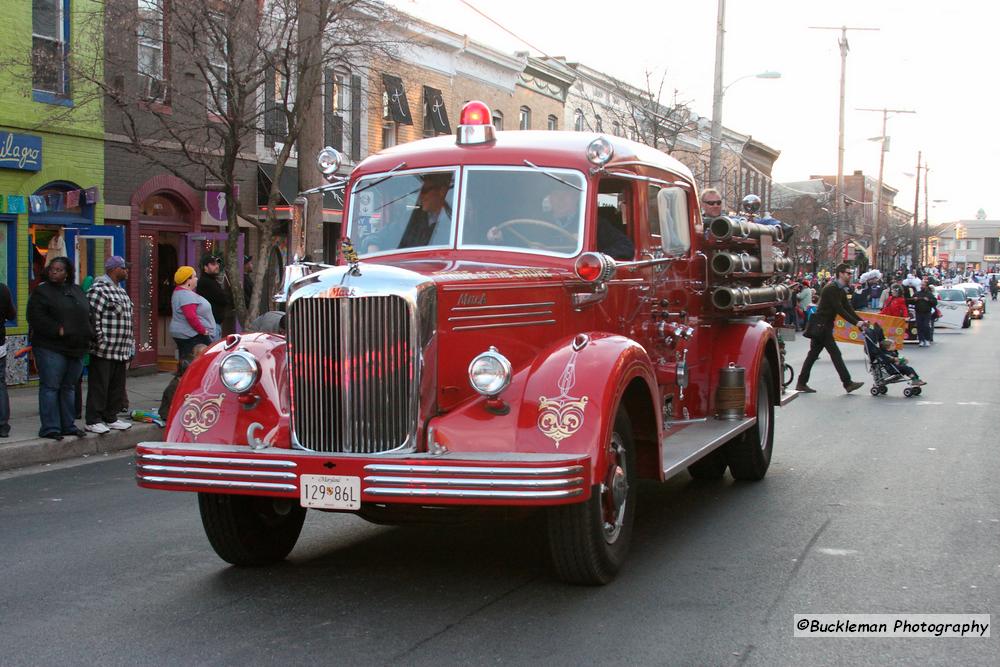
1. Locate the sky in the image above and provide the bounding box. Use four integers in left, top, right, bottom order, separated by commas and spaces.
388, 0, 998, 224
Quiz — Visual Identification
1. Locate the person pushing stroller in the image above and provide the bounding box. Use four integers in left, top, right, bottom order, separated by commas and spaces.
864, 323, 926, 396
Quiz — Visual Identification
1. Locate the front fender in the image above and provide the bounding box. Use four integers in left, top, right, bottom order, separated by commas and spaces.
709, 319, 779, 416
430, 333, 659, 484
165, 333, 290, 448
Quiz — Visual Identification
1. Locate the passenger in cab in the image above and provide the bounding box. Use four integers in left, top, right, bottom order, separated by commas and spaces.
367, 173, 453, 252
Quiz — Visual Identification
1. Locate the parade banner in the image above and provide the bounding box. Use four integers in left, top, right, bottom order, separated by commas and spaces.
834, 313, 906, 348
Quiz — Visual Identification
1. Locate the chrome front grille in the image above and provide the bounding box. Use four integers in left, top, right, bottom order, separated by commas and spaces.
288, 296, 415, 453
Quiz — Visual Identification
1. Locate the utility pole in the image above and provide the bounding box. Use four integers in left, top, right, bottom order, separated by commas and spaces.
808, 26, 878, 218
857, 106, 915, 270
911, 151, 921, 270
709, 0, 726, 191
923, 164, 930, 265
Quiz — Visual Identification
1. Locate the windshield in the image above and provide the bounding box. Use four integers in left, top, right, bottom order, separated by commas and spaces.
963, 288, 980, 298
349, 169, 457, 255
460, 167, 586, 256
939, 289, 964, 301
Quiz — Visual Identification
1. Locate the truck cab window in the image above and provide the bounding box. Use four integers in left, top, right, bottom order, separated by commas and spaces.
595, 180, 636, 260
650, 185, 691, 256
350, 169, 457, 255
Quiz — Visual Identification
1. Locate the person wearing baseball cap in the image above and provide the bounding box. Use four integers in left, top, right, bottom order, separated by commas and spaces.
196, 254, 231, 341
84, 255, 135, 434
170, 266, 216, 360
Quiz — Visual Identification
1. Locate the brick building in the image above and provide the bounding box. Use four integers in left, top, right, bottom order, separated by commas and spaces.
0, 0, 107, 384
102, 1, 258, 370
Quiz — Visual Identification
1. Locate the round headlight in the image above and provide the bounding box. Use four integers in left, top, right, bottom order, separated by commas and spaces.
317, 146, 343, 182
468, 347, 512, 397
586, 136, 614, 166
219, 351, 260, 393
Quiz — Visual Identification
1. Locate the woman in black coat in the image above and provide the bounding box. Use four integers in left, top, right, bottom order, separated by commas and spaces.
27, 256, 94, 439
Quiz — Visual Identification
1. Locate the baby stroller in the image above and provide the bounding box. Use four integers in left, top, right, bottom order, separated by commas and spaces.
862, 323, 923, 398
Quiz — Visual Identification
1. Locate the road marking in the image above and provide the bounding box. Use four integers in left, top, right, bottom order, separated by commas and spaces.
817, 548, 859, 556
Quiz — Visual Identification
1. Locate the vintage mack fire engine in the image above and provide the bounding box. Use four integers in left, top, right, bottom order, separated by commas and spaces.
137, 101, 798, 584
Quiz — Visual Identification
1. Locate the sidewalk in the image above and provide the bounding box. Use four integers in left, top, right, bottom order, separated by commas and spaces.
0, 371, 172, 471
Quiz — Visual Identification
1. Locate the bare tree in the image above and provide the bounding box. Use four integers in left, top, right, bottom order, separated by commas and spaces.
10, 0, 399, 325
576, 67, 697, 154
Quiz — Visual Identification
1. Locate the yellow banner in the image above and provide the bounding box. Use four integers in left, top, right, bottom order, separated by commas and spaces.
833, 313, 906, 348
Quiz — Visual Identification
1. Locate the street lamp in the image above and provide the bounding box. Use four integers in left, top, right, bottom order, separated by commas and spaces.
708, 2, 781, 193
810, 225, 821, 274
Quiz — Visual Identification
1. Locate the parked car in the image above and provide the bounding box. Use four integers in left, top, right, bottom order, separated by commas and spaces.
953, 282, 986, 319
934, 287, 972, 328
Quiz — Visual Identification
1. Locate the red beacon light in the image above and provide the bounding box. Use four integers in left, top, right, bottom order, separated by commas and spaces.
575, 252, 616, 283
456, 100, 496, 146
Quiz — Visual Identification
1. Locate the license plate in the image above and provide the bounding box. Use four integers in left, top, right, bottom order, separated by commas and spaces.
300, 475, 361, 510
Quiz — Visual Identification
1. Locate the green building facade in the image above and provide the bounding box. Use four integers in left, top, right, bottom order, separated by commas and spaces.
0, 0, 106, 384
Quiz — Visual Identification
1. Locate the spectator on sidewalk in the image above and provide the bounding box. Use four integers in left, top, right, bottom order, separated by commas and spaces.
170, 266, 215, 359
243, 255, 254, 311
84, 256, 135, 435
170, 266, 216, 359
196, 255, 231, 342
0, 281, 16, 437
26, 257, 93, 440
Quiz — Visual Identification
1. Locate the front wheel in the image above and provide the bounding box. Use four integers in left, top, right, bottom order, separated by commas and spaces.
962, 315, 971, 328
198, 493, 306, 566
546, 407, 636, 585
725, 360, 775, 481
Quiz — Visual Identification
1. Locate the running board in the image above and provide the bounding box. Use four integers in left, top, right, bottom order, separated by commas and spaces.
779, 389, 800, 406
661, 417, 756, 479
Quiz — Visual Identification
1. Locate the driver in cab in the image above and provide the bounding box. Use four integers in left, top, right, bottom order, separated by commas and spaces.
486, 187, 634, 260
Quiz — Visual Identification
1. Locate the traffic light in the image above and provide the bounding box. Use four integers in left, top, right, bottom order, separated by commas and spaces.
956, 225, 966, 240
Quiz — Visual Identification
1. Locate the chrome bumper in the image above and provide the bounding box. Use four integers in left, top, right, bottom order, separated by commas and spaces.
136, 443, 591, 506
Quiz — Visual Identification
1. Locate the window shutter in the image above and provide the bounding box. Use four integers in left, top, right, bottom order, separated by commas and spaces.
323, 69, 343, 151
350, 74, 362, 161
264, 64, 276, 147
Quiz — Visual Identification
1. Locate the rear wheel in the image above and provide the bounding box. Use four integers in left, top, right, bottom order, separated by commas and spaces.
688, 449, 727, 480
198, 493, 306, 566
870, 386, 880, 396
726, 360, 775, 481
547, 407, 636, 585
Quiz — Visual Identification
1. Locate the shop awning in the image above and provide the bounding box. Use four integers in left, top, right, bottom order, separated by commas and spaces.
423, 86, 450, 134
257, 164, 343, 222
382, 73, 413, 125
258, 164, 341, 209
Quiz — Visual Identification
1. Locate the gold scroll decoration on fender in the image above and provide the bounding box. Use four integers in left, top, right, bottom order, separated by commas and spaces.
537, 346, 589, 448
179, 393, 226, 439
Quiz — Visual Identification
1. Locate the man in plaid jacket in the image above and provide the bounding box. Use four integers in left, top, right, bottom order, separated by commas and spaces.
85, 256, 135, 434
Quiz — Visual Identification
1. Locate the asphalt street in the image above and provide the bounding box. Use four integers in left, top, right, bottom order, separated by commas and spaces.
1, 314, 997, 666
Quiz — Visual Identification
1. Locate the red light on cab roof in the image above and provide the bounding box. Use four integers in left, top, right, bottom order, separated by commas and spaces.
460, 101, 491, 126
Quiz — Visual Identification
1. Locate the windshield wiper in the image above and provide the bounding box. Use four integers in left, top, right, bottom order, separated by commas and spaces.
522, 160, 583, 191
352, 161, 408, 195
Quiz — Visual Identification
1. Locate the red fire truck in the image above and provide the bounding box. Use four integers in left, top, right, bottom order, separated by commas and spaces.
137, 101, 798, 584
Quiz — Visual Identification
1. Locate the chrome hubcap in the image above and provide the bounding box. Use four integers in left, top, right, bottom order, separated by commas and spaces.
757, 381, 771, 451
602, 434, 628, 543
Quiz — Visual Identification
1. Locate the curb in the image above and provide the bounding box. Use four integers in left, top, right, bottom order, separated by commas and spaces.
0, 423, 162, 472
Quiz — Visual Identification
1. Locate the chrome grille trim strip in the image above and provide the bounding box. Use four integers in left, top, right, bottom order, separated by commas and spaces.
138, 465, 297, 480
138, 476, 297, 492
451, 301, 556, 311
364, 463, 584, 476
363, 475, 583, 488
289, 295, 415, 453
447, 310, 552, 322
138, 454, 297, 468
365, 487, 584, 499
452, 319, 556, 331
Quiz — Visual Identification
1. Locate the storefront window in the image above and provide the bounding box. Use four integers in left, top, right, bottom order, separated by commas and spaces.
0, 217, 15, 325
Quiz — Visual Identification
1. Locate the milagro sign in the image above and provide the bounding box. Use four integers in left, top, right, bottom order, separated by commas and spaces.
0, 132, 42, 172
